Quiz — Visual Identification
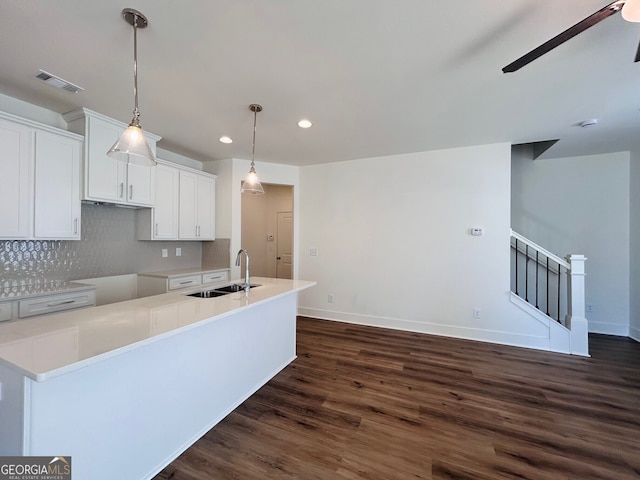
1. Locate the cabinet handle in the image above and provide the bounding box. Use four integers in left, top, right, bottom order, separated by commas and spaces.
155, 223, 159, 236
74, 218, 79, 235
47, 299, 75, 307
179, 281, 193, 285
129, 185, 133, 199
119, 183, 124, 198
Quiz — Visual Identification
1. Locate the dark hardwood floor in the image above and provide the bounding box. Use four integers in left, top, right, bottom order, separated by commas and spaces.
154, 317, 640, 479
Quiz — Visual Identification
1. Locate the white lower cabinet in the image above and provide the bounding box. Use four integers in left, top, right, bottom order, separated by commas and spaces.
0, 287, 96, 323
0, 111, 83, 240
137, 269, 229, 297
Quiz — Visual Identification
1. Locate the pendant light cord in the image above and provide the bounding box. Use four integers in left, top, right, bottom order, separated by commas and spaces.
132, 13, 140, 126
251, 108, 257, 168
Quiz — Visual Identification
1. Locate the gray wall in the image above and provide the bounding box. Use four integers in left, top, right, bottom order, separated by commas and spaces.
630, 150, 640, 341
511, 145, 631, 335
0, 204, 203, 288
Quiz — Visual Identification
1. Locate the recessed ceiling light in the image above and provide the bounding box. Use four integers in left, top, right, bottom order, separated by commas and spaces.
219, 136, 233, 144
297, 119, 312, 129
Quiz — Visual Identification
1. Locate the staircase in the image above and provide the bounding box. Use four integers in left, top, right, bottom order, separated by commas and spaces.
510, 229, 589, 356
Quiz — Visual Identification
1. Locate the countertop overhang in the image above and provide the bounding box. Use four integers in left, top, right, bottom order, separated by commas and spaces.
0, 277, 315, 382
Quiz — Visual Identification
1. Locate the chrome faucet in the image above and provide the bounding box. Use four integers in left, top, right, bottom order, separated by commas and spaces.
235, 249, 251, 291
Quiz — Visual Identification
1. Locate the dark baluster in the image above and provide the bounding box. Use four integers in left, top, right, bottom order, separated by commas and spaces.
515, 239, 519, 296
525, 245, 529, 302
546, 256, 550, 316
535, 251, 539, 308
557, 264, 561, 323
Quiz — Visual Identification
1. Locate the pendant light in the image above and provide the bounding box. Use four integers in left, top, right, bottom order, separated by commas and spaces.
107, 8, 157, 166
622, 0, 640, 22
241, 104, 265, 195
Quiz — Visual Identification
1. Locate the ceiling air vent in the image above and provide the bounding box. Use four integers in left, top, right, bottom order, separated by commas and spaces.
35, 70, 84, 94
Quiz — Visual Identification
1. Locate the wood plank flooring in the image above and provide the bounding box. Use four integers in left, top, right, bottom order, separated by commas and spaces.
153, 317, 640, 479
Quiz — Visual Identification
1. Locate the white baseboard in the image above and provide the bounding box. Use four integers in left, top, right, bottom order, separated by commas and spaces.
297, 307, 554, 353
629, 325, 640, 342
587, 321, 629, 337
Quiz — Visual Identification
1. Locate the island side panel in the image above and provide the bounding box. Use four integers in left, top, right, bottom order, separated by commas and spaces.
25, 293, 297, 480
0, 362, 27, 455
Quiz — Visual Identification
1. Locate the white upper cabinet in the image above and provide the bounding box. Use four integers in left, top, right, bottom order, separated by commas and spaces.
196, 174, 215, 240
136, 162, 180, 240
33, 130, 82, 239
178, 170, 215, 240
0, 116, 32, 239
63, 108, 160, 207
178, 170, 198, 240
0, 112, 82, 240
138, 163, 215, 241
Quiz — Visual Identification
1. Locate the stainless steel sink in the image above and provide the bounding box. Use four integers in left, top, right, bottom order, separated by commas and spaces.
185, 284, 260, 298
186, 290, 231, 298
214, 284, 260, 293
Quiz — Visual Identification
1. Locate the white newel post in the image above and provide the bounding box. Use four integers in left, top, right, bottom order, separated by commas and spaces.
565, 254, 589, 356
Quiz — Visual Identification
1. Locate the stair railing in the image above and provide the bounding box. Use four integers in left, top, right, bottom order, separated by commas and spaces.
510, 230, 586, 329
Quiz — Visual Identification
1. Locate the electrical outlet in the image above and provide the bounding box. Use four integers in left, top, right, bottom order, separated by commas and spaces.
309, 248, 318, 256
161, 249, 168, 258
586, 304, 594, 313
473, 308, 481, 319
328, 294, 335, 303
176, 247, 182, 257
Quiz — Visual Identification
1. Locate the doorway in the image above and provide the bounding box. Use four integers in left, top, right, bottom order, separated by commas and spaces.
241, 184, 294, 279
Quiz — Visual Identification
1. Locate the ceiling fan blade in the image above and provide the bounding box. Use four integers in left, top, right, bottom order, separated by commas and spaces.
502, 1, 624, 73
635, 35, 640, 62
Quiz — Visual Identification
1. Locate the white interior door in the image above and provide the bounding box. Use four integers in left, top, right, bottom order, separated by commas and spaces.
276, 211, 293, 279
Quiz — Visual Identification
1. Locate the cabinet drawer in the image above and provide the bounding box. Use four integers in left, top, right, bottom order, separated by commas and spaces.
168, 275, 202, 290
202, 271, 229, 285
0, 302, 13, 322
18, 290, 96, 318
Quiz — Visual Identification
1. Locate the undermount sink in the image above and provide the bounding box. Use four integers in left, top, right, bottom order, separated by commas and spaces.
186, 290, 231, 298
214, 284, 260, 293
185, 284, 261, 298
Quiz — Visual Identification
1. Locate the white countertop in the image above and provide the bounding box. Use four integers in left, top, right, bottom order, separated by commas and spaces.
0, 277, 315, 382
0, 281, 95, 300
138, 267, 230, 278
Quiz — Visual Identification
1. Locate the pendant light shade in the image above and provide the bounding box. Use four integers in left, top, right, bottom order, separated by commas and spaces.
622, 0, 640, 22
107, 8, 157, 166
241, 104, 265, 195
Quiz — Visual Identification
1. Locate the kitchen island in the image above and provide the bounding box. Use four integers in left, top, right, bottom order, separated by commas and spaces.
0, 277, 315, 480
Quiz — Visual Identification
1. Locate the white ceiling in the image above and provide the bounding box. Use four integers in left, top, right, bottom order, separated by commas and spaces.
1, 0, 640, 166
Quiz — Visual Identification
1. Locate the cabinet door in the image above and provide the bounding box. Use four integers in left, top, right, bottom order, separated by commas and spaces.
196, 175, 215, 240
33, 130, 82, 239
153, 164, 179, 239
178, 171, 198, 239
85, 116, 126, 202
127, 162, 155, 207
0, 118, 32, 239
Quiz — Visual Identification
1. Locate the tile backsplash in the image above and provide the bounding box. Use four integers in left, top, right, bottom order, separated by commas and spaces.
0, 203, 228, 288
